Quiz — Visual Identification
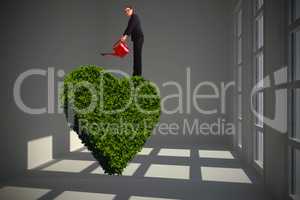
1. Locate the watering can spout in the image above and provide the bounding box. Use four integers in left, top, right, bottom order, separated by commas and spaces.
101, 40, 129, 58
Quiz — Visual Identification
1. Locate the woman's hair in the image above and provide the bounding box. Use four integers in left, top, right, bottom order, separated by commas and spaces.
124, 5, 134, 12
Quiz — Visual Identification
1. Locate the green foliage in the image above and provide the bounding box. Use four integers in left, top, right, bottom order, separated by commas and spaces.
59, 64, 161, 175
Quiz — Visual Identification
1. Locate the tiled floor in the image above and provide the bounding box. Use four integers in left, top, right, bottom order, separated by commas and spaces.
0, 145, 272, 200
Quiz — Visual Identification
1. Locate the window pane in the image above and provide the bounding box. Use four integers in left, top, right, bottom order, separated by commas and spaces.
255, 131, 264, 167
293, 89, 300, 140
256, 52, 264, 88
238, 66, 242, 92
256, 0, 264, 11
238, 94, 242, 118
293, 30, 300, 80
259, 92, 264, 124
238, 10, 242, 37
238, 121, 242, 148
292, 148, 300, 198
294, 0, 300, 20
256, 15, 264, 49
256, 92, 264, 127
238, 38, 242, 64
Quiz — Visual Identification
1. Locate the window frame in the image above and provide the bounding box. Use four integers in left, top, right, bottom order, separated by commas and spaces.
234, 2, 243, 149
252, 0, 265, 173
288, 0, 300, 199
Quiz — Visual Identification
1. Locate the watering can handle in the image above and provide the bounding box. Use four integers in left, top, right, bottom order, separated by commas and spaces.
113, 40, 127, 48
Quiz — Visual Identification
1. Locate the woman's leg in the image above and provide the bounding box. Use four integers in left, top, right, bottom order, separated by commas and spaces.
133, 37, 144, 76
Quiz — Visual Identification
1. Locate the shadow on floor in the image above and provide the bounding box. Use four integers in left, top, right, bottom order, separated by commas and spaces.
0, 144, 273, 200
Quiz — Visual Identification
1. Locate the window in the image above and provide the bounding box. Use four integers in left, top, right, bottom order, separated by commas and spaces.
254, 131, 264, 168
288, 1, 300, 199
255, 0, 264, 12
292, 30, 300, 81
256, 92, 264, 127
238, 66, 242, 92
292, 149, 300, 199
238, 38, 242, 64
293, 89, 300, 140
256, 53, 264, 87
238, 93, 242, 147
253, 0, 264, 170
234, 4, 243, 149
238, 94, 242, 119
238, 10, 242, 36
237, 10, 243, 65
238, 121, 242, 148
255, 52, 264, 128
255, 14, 264, 50
292, 0, 300, 21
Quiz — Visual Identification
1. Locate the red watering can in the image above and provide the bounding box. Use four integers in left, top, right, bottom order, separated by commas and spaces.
101, 40, 129, 58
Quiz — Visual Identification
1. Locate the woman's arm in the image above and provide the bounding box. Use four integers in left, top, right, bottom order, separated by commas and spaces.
121, 15, 137, 41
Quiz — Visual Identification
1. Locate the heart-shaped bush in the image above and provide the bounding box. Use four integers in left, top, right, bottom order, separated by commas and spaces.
59, 64, 161, 175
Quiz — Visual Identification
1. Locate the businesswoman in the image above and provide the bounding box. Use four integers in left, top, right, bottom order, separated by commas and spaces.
120, 5, 144, 76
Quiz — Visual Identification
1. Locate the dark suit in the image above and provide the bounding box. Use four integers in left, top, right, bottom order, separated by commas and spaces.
123, 13, 144, 76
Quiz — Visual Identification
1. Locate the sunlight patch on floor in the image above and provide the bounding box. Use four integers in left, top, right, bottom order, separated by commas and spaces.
27, 135, 53, 170
54, 191, 115, 200
41, 159, 95, 173
81, 148, 90, 153
158, 148, 190, 157
69, 130, 84, 152
201, 167, 252, 183
129, 196, 179, 200
198, 150, 235, 159
137, 148, 153, 155
0, 186, 50, 200
145, 164, 189, 180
